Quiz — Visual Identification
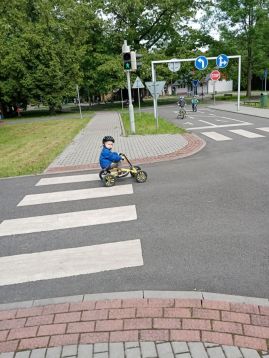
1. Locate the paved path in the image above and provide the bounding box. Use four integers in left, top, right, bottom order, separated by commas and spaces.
45, 112, 204, 173
0, 292, 268, 356
207, 103, 269, 118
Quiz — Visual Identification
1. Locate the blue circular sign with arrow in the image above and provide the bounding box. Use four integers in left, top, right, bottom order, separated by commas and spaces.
195, 56, 208, 70
216, 54, 229, 68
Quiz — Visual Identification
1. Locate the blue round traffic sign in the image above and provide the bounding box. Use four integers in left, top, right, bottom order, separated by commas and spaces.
195, 56, 208, 70
216, 54, 229, 68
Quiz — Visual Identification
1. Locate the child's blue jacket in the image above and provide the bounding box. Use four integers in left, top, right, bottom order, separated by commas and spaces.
99, 147, 122, 169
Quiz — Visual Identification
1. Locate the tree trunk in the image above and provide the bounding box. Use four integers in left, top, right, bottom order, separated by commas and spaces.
49, 105, 56, 114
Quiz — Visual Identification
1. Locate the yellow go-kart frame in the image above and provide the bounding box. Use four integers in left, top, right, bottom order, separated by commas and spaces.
99, 154, 147, 187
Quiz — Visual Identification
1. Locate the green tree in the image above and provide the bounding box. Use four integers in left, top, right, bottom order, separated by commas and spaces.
0, 0, 96, 114
99, 0, 197, 51
204, 0, 269, 97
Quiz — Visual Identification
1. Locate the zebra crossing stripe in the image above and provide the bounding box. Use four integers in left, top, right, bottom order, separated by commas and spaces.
36, 173, 100, 186
0, 205, 137, 237
18, 184, 133, 206
229, 129, 265, 138
0, 239, 143, 286
257, 127, 269, 133
201, 132, 232, 141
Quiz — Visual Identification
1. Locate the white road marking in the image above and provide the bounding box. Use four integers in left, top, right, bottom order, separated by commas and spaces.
184, 122, 193, 125
186, 123, 252, 130
229, 129, 265, 138
257, 127, 269, 133
189, 116, 194, 119
221, 116, 250, 124
0, 240, 143, 286
0, 205, 137, 236
216, 119, 228, 122
199, 120, 217, 126
197, 111, 205, 114
18, 184, 133, 206
201, 132, 232, 141
36, 174, 100, 186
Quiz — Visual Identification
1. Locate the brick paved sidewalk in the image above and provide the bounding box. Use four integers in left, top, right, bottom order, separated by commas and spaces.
45, 112, 205, 174
0, 292, 268, 356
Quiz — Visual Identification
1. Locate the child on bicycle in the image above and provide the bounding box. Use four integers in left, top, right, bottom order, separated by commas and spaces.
99, 136, 123, 170
191, 96, 199, 111
178, 96, 186, 108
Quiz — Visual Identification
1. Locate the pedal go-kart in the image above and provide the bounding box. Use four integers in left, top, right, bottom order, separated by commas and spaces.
99, 154, 147, 187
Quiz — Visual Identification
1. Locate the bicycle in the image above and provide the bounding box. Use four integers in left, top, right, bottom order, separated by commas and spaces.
177, 106, 186, 119
192, 103, 197, 112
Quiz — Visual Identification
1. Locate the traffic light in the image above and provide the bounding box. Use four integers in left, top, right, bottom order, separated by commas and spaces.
136, 53, 142, 70
123, 51, 138, 71
131, 51, 137, 71
123, 52, 131, 70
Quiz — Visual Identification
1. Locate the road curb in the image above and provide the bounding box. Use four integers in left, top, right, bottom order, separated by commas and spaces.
0, 291, 268, 353
44, 133, 206, 175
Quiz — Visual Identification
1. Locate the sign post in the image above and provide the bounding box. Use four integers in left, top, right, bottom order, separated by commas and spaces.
151, 54, 241, 119
132, 77, 145, 117
145, 81, 166, 130
122, 40, 135, 134
210, 70, 221, 105
192, 79, 199, 95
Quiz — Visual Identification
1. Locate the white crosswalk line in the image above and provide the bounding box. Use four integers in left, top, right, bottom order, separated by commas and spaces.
0, 205, 137, 236
201, 132, 232, 141
18, 184, 133, 206
229, 129, 265, 138
186, 122, 252, 130
36, 173, 100, 186
0, 239, 143, 286
257, 127, 269, 133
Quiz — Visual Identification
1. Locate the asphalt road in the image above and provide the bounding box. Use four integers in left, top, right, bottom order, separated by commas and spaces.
0, 107, 268, 304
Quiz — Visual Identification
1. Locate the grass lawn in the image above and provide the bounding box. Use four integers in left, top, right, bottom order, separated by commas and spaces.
121, 111, 185, 136
0, 117, 90, 178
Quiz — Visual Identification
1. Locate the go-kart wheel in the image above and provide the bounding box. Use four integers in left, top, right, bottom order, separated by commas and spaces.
99, 169, 110, 180
131, 166, 141, 177
135, 170, 147, 183
104, 174, 115, 187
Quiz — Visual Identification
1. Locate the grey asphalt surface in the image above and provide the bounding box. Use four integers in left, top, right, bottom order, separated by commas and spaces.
0, 107, 269, 304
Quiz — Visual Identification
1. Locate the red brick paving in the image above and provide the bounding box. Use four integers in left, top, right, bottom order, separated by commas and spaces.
0, 298, 269, 353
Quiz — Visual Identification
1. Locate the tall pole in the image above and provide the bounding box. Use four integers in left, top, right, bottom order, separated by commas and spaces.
76, 84, 83, 119
126, 71, 135, 134
151, 62, 158, 128
265, 75, 267, 92
237, 55, 241, 111
138, 87, 141, 117
213, 81, 216, 105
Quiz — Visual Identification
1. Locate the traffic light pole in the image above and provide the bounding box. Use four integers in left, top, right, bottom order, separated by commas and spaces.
126, 70, 136, 134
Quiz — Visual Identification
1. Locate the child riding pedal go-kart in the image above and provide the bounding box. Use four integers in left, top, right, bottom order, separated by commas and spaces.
99, 136, 147, 187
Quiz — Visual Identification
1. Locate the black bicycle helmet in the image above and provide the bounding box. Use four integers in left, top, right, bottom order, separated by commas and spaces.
102, 135, 115, 144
